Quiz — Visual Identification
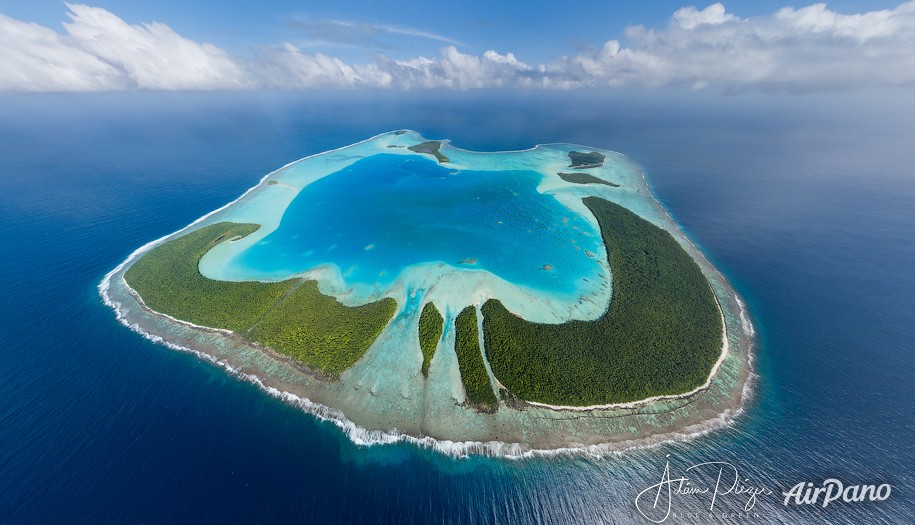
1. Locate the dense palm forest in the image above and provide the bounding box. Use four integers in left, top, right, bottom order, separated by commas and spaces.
557, 172, 620, 187
454, 306, 498, 410
482, 197, 722, 405
124, 222, 395, 377
417, 302, 444, 378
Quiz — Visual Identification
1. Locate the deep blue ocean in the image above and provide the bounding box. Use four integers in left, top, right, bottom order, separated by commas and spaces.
1, 90, 913, 524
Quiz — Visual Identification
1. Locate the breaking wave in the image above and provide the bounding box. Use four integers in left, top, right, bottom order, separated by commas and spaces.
97, 132, 757, 459
99, 264, 757, 459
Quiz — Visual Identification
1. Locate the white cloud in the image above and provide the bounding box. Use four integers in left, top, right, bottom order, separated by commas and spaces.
0, 12, 125, 91
672, 3, 737, 30
0, 3, 247, 91
551, 1, 915, 92
775, 3, 904, 40
2, 2, 915, 92
289, 18, 464, 50
375, 23, 464, 46
253, 45, 536, 90
256, 43, 393, 88
61, 3, 248, 90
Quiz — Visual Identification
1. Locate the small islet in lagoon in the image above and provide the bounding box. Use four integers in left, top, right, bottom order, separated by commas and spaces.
102, 130, 754, 456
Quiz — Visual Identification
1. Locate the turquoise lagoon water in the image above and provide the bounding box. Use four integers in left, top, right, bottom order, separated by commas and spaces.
219, 152, 604, 295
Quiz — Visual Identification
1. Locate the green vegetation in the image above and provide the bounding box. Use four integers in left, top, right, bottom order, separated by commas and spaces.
417, 302, 444, 378
124, 222, 396, 377
124, 223, 294, 332
482, 197, 722, 406
568, 150, 606, 168
250, 281, 395, 376
454, 306, 498, 410
557, 172, 620, 187
267, 180, 279, 185
408, 140, 449, 163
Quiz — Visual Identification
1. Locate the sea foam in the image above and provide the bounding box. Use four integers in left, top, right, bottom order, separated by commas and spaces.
99, 131, 756, 458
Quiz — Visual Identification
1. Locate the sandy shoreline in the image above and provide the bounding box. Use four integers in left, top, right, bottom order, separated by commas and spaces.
100, 131, 755, 457
524, 300, 730, 412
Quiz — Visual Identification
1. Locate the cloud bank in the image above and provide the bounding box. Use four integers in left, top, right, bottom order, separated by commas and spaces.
0, 4, 249, 91
2, 2, 914, 92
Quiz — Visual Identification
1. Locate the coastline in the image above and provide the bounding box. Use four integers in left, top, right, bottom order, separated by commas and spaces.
102, 275, 753, 459
99, 131, 755, 457
522, 300, 730, 412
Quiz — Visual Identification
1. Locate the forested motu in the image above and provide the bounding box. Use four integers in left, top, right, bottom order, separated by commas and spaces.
482, 197, 722, 406
453, 306, 498, 410
124, 222, 396, 377
417, 302, 444, 378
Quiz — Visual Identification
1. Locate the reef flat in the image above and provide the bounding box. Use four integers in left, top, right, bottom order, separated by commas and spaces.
103, 131, 753, 455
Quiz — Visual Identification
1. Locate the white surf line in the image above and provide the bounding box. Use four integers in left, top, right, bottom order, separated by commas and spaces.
98, 133, 756, 458
443, 138, 621, 156
104, 276, 752, 460
99, 131, 400, 330
123, 282, 235, 336
99, 130, 395, 291
101, 238, 753, 460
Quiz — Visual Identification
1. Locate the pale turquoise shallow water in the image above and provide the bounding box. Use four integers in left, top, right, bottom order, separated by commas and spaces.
224, 152, 603, 294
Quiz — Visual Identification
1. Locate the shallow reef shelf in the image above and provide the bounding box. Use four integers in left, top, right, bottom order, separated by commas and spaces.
101, 130, 754, 456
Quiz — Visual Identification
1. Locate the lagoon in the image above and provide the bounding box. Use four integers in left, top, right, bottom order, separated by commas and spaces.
106, 128, 747, 452
219, 153, 603, 295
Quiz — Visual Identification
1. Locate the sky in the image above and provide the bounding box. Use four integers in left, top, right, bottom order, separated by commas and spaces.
0, 1, 913, 92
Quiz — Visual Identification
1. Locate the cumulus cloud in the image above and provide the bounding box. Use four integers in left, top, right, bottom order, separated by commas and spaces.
672, 3, 738, 30
0, 3, 248, 91
252, 44, 536, 90
256, 43, 380, 89
2, 2, 915, 92
0, 11, 125, 92
564, 2, 915, 91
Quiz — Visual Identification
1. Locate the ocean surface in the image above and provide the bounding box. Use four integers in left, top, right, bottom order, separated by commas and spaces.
1, 90, 913, 524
